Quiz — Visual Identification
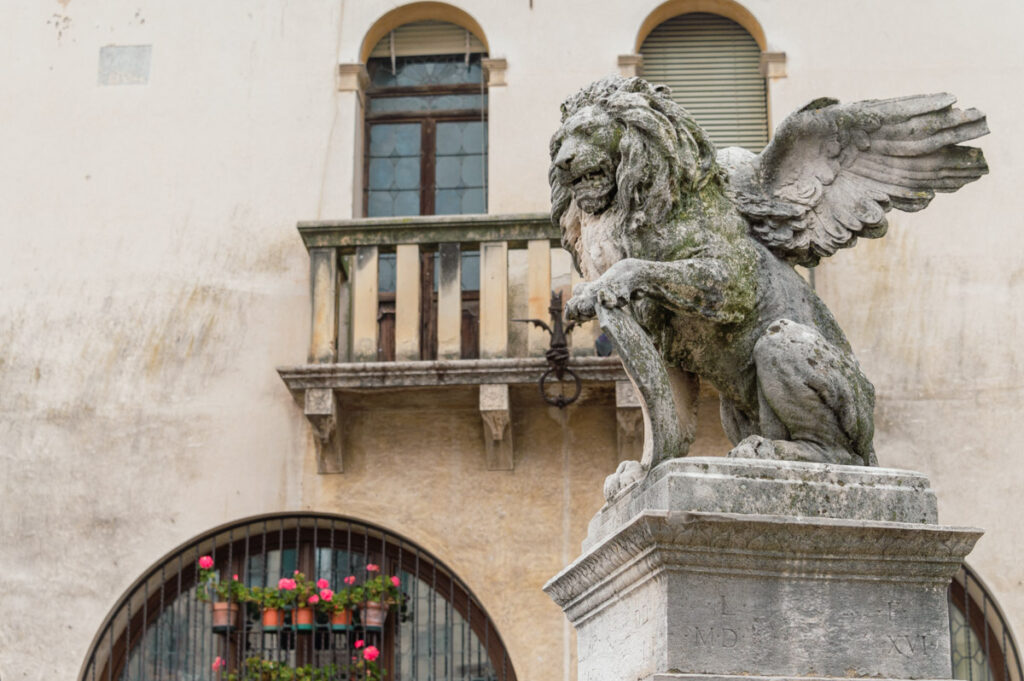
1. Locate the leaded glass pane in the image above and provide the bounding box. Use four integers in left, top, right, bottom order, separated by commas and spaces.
368, 190, 420, 217
368, 123, 422, 217
368, 55, 484, 88
461, 251, 479, 291
435, 121, 486, 215
436, 121, 486, 156
378, 253, 397, 293
369, 157, 420, 190
436, 188, 485, 215
368, 122, 421, 157
435, 156, 463, 189
369, 94, 487, 114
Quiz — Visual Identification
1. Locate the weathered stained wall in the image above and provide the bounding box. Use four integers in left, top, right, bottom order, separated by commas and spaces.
0, 1, 1022, 680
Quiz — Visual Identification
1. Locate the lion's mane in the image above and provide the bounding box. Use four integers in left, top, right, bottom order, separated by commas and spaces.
549, 77, 724, 271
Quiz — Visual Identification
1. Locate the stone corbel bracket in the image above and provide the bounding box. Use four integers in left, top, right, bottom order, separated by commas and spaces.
278, 357, 629, 475
337, 63, 370, 103
759, 51, 786, 79
481, 58, 507, 87
479, 384, 513, 470
617, 54, 643, 78
304, 388, 343, 473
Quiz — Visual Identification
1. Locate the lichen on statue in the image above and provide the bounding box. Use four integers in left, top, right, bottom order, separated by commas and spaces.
549, 77, 988, 499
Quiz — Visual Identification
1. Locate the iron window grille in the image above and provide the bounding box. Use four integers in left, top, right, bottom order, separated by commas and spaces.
80, 513, 516, 681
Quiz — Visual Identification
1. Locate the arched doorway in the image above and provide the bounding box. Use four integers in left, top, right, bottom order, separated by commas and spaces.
80, 513, 516, 681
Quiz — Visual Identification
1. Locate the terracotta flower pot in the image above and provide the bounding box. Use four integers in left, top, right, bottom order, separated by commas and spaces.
361, 601, 387, 630
262, 607, 284, 631
294, 606, 315, 631
330, 608, 353, 632
211, 602, 239, 633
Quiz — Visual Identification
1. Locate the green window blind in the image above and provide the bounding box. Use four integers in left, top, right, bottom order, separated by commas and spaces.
640, 12, 768, 152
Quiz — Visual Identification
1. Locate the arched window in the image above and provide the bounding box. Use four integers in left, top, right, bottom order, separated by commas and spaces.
364, 20, 488, 218
363, 19, 488, 361
640, 12, 768, 151
81, 514, 516, 681
949, 564, 1022, 681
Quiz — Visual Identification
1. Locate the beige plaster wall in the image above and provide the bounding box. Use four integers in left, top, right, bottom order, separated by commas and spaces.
0, 1, 1021, 680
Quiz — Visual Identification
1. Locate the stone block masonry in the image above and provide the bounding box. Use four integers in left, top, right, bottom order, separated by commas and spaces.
545, 458, 981, 681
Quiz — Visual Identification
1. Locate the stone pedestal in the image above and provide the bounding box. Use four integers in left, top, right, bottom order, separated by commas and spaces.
544, 458, 982, 681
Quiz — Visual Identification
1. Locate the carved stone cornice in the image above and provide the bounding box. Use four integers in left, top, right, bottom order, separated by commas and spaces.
545, 511, 981, 626
278, 356, 626, 391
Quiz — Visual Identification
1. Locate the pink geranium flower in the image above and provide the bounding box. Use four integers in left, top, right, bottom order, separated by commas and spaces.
316, 578, 329, 589
212, 656, 225, 671
278, 578, 296, 590
344, 575, 356, 585
232, 574, 239, 581
308, 594, 320, 605
363, 645, 380, 662
390, 576, 401, 587
354, 639, 365, 649
198, 555, 214, 570
366, 563, 379, 572
320, 588, 334, 601
294, 570, 300, 575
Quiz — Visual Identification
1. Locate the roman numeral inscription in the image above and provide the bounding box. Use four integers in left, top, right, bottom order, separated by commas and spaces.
887, 634, 935, 657
693, 626, 739, 648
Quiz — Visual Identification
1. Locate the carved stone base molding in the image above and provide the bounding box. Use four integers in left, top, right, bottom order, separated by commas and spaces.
544, 458, 982, 681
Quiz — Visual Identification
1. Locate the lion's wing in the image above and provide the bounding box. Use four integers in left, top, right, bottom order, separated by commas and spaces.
728, 94, 988, 267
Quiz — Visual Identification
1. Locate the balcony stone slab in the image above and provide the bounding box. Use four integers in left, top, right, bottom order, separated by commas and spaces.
278, 356, 627, 390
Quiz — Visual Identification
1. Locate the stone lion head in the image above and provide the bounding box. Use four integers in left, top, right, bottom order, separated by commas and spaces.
549, 76, 722, 275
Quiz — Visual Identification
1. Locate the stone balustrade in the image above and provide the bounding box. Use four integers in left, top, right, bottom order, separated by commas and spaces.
279, 212, 639, 473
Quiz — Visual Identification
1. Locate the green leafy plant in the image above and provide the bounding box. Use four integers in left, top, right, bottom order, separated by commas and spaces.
196, 556, 249, 604
318, 584, 353, 615
219, 657, 337, 681
349, 564, 403, 606
247, 585, 292, 610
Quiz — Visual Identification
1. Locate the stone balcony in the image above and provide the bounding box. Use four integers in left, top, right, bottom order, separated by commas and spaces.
277, 212, 637, 473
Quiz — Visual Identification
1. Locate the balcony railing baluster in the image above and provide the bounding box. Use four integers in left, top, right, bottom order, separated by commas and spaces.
478, 241, 508, 359
395, 244, 422, 361
437, 242, 462, 360
352, 245, 379, 362
525, 239, 551, 356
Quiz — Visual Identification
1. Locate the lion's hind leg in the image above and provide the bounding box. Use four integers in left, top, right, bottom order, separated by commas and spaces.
729, 319, 876, 466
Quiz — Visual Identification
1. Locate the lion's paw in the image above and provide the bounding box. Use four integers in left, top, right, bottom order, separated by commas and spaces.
727, 435, 779, 460
565, 294, 596, 322
603, 460, 646, 501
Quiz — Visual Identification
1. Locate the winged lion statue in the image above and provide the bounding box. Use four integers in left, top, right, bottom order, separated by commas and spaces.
548, 77, 989, 500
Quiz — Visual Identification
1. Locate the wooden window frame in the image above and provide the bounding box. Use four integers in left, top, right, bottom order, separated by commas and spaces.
363, 82, 488, 218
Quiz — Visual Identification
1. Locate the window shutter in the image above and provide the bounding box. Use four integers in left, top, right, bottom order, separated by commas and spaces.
369, 20, 486, 58
640, 12, 768, 152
